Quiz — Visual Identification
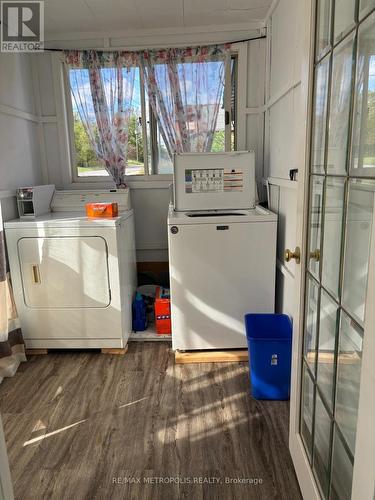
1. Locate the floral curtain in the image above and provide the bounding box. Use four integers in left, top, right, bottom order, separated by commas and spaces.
139, 44, 231, 158
65, 50, 138, 187
0, 205, 26, 383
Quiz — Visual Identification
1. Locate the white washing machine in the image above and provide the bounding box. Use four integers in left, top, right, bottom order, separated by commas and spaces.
4, 189, 137, 350
168, 151, 277, 350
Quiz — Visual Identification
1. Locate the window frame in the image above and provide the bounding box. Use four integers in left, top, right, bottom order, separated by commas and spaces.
63, 49, 239, 183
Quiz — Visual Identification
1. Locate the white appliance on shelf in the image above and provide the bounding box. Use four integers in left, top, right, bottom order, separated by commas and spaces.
168, 151, 277, 351
4, 189, 137, 350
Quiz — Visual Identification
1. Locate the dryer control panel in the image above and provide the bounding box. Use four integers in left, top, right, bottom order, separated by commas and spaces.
51, 189, 131, 212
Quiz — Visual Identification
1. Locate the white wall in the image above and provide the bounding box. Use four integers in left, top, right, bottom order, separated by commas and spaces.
245, 38, 267, 199
130, 183, 171, 262
264, 0, 308, 317
33, 35, 266, 262
0, 53, 43, 220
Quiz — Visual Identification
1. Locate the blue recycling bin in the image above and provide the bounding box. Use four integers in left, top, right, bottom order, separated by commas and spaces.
244, 313, 292, 400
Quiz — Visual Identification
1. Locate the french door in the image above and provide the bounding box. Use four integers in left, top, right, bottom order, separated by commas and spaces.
290, 1, 375, 499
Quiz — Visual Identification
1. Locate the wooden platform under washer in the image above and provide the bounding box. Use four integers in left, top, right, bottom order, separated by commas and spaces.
25, 346, 128, 356
175, 349, 249, 364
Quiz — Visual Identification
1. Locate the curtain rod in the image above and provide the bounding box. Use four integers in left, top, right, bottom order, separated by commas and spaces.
42, 34, 266, 52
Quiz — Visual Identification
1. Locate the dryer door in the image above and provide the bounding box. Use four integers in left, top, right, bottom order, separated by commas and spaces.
18, 236, 110, 308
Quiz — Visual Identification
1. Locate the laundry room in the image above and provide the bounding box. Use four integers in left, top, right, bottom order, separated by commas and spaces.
1, 1, 375, 499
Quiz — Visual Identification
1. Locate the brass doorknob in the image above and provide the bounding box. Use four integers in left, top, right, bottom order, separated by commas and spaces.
284, 247, 301, 264
310, 249, 320, 262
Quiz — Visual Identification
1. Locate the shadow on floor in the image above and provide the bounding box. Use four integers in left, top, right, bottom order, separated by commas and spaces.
0, 342, 301, 500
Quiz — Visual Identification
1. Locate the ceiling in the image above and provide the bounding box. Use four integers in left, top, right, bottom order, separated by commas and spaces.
44, 0, 272, 39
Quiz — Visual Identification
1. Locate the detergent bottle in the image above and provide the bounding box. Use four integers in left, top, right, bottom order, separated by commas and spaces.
132, 292, 147, 332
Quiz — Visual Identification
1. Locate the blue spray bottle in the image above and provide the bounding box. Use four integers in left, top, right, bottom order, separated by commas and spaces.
132, 292, 147, 332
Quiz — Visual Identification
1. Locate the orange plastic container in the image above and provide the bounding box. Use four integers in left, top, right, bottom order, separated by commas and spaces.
85, 202, 118, 218
155, 287, 172, 335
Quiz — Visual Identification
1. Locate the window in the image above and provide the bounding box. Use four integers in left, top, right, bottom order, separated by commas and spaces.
66, 54, 237, 179
68, 65, 147, 178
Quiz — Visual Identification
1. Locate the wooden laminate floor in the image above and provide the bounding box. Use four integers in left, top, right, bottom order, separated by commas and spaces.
0, 343, 301, 500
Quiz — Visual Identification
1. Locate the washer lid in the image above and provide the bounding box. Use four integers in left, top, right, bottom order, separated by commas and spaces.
167, 206, 277, 225
173, 151, 256, 211
4, 210, 133, 229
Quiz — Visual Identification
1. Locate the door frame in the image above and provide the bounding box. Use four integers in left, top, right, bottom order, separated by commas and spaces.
351, 204, 375, 499
289, 1, 375, 499
288, 0, 321, 498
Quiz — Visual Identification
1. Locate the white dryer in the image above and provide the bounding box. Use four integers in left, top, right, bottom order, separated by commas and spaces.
168, 152, 277, 350
4, 189, 137, 350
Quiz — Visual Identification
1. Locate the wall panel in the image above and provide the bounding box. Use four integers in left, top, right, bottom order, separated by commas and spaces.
0, 53, 42, 198
269, 84, 301, 179
265, 0, 307, 319
0, 54, 36, 114
275, 267, 296, 316
246, 39, 266, 108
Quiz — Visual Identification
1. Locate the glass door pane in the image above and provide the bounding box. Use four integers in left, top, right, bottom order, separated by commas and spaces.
334, 0, 356, 42
359, 0, 375, 18
342, 179, 375, 324
301, 362, 315, 460
316, 0, 332, 59
308, 176, 324, 278
351, 12, 375, 177
327, 35, 355, 174
335, 311, 363, 454
311, 57, 330, 173
330, 427, 354, 499
304, 276, 320, 372
313, 391, 333, 497
316, 290, 338, 409
321, 177, 345, 297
